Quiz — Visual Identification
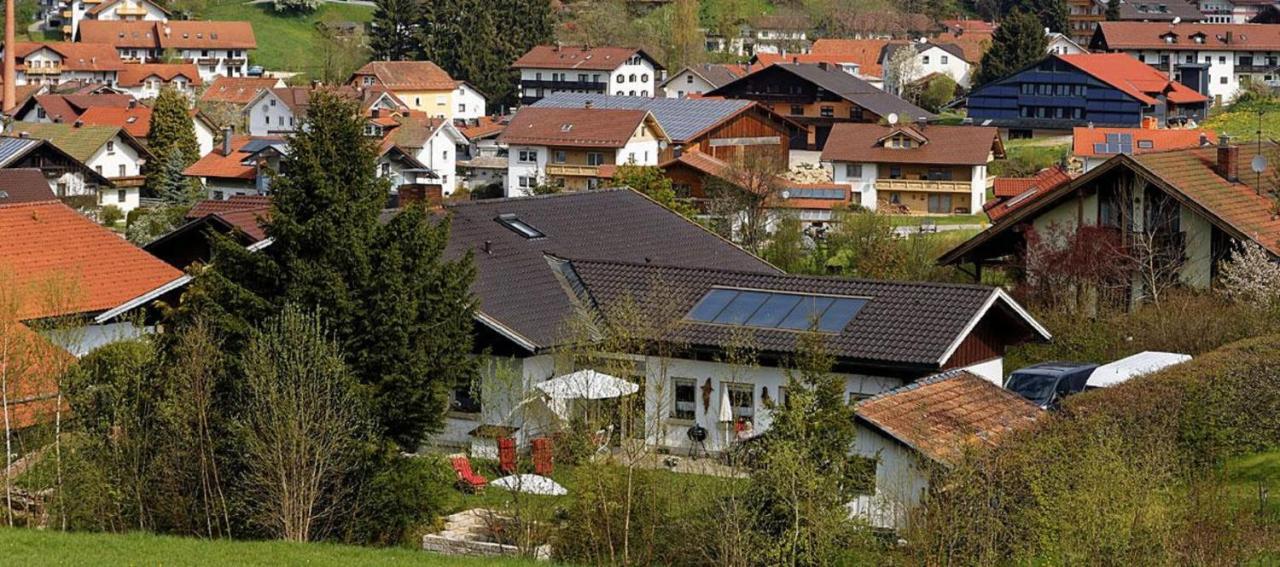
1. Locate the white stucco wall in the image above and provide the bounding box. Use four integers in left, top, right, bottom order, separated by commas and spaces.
454, 84, 487, 120
608, 58, 658, 97
663, 71, 716, 99
830, 160, 878, 209
247, 91, 296, 136
850, 422, 931, 530
506, 144, 545, 196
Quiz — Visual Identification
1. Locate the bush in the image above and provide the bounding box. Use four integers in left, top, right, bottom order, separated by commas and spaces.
99, 205, 124, 227
917, 75, 958, 113
344, 450, 454, 546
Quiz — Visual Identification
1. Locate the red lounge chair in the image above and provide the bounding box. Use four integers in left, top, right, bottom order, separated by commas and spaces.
498, 437, 517, 474
449, 454, 487, 492
532, 437, 554, 476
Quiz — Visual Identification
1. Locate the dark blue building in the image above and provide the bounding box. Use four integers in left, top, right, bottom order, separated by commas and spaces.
966, 54, 1208, 138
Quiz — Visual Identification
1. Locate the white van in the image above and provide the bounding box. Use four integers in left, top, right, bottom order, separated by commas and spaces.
1085, 351, 1192, 389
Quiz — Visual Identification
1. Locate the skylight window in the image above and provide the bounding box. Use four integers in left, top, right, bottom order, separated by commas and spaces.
496, 213, 544, 239
686, 288, 868, 333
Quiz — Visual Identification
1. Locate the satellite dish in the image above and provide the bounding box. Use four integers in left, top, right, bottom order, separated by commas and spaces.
1252, 154, 1268, 174
887, 113, 899, 125
1172, 16, 1181, 25
781, 190, 792, 200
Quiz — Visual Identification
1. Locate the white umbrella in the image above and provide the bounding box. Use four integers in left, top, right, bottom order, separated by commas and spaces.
491, 474, 568, 496
718, 385, 733, 423
536, 369, 639, 400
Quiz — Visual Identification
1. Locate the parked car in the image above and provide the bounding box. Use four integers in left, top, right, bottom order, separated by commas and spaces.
1004, 362, 1098, 409
247, 66, 265, 77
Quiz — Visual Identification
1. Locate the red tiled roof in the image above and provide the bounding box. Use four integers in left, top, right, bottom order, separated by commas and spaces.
199, 76, 281, 105
351, 60, 457, 91
820, 123, 1002, 165
1073, 127, 1215, 158
1096, 22, 1280, 51
985, 166, 1073, 221
28, 93, 133, 123
513, 45, 660, 71
79, 20, 256, 50
0, 321, 72, 430
458, 115, 506, 140
14, 42, 125, 71
115, 63, 202, 87
941, 19, 996, 34
186, 195, 270, 241
932, 32, 992, 64
498, 107, 663, 148
183, 135, 273, 180
0, 200, 182, 320
803, 39, 894, 77
1058, 54, 1208, 105
856, 370, 1041, 465
86, 0, 169, 17
77, 105, 152, 138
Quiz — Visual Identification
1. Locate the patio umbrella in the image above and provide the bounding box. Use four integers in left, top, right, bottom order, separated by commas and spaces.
491, 474, 568, 496
536, 369, 639, 400
718, 385, 734, 446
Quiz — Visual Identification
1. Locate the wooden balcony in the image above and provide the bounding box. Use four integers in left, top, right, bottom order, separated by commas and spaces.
116, 4, 148, 15
545, 164, 602, 177
25, 66, 62, 75
876, 179, 972, 193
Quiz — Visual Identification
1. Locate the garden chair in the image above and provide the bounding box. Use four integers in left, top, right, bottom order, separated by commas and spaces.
448, 453, 488, 493
497, 437, 517, 474
532, 437, 554, 476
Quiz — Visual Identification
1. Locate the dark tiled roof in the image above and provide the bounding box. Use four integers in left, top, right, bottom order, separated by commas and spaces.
820, 123, 1001, 165
562, 259, 1039, 367
856, 369, 1042, 465
1117, 0, 1204, 23
879, 42, 969, 65
532, 93, 752, 143
661, 63, 750, 90
721, 64, 936, 120
443, 190, 775, 350
0, 169, 55, 205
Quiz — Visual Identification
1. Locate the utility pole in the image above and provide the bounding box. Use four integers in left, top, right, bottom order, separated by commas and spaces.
3, 0, 14, 114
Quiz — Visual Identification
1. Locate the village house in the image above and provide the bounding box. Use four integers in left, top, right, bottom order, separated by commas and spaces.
707, 63, 934, 150
1196, 0, 1274, 23
244, 85, 407, 136
512, 45, 664, 104
457, 116, 509, 192
498, 106, 669, 195
4, 42, 124, 86
198, 75, 284, 107
144, 194, 270, 269
379, 114, 468, 193
349, 60, 486, 120
0, 135, 113, 202
753, 50, 880, 87
984, 165, 1074, 222
14, 92, 133, 123
183, 135, 284, 200
659, 63, 749, 98
14, 121, 150, 213
0, 170, 185, 428
1072, 126, 1216, 172
77, 20, 256, 81
822, 122, 1004, 215
114, 63, 201, 98
54, 0, 168, 40
748, 12, 812, 55
879, 42, 973, 89
1089, 22, 1280, 105
965, 53, 1208, 138
427, 190, 1049, 454
852, 369, 1042, 529
1047, 32, 1088, 56
940, 138, 1280, 302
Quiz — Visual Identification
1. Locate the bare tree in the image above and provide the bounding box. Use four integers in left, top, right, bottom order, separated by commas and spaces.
238, 305, 367, 542
885, 44, 923, 101
705, 151, 788, 253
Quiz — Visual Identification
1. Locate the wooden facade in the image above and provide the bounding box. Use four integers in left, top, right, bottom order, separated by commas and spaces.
707, 66, 882, 150
665, 105, 795, 165
943, 309, 1036, 370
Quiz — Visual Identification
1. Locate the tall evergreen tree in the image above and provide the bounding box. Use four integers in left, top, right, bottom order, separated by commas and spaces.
188, 92, 477, 449
370, 0, 422, 61
419, 0, 553, 108
1002, 0, 1068, 34
1105, 0, 1121, 20
145, 87, 200, 200
976, 10, 1049, 86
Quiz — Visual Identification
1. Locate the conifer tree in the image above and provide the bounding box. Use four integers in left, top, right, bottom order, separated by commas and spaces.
1105, 0, 1121, 20
1001, 0, 1068, 34
418, 0, 553, 107
976, 10, 1049, 86
370, 0, 422, 61
145, 87, 200, 199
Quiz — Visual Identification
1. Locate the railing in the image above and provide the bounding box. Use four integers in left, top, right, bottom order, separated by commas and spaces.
519, 79, 608, 91
545, 164, 603, 177
876, 179, 972, 193
25, 66, 62, 75
116, 4, 148, 15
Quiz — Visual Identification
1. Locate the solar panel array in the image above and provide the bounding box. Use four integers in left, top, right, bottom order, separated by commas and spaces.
790, 187, 845, 200
1092, 132, 1134, 155
0, 137, 41, 167
240, 139, 286, 154
532, 93, 751, 141
686, 288, 868, 333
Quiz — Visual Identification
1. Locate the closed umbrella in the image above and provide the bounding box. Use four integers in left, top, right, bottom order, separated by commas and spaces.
718, 385, 734, 446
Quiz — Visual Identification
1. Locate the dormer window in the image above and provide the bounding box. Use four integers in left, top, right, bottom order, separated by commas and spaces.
1192, 33, 1206, 43
1162, 32, 1177, 44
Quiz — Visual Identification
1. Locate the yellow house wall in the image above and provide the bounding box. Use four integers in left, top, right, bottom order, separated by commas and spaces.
394, 88, 455, 116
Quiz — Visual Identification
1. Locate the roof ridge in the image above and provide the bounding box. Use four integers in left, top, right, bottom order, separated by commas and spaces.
0, 199, 62, 209
445, 188, 629, 208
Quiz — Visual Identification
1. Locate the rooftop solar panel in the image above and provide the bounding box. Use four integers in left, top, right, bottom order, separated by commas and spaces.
531, 93, 752, 142
686, 288, 868, 333
0, 137, 41, 167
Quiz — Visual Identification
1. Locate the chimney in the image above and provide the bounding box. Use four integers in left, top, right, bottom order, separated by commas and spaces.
17, 130, 27, 138
73, 119, 83, 128
221, 125, 233, 155
916, 116, 927, 130
673, 145, 683, 158
584, 100, 593, 109
399, 183, 443, 210
1217, 134, 1238, 182
1199, 132, 1210, 146
1226, 31, 1233, 44
128, 99, 136, 109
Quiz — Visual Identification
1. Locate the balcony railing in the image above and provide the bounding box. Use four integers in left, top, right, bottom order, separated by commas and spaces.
876, 179, 972, 193
116, 4, 148, 15
545, 164, 603, 177
520, 79, 607, 91
25, 66, 62, 75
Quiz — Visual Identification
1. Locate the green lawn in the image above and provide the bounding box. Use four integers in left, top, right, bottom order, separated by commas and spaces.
990, 140, 1070, 178
203, 0, 374, 76
888, 213, 986, 227
1225, 449, 1280, 519
1203, 98, 1280, 141
0, 528, 544, 566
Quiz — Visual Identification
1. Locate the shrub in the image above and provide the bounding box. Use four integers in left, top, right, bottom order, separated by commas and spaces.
99, 205, 124, 227
344, 450, 454, 546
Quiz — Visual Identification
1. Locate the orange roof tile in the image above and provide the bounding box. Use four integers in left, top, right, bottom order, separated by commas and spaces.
856, 370, 1041, 465
985, 166, 1073, 221
807, 39, 895, 77
79, 20, 256, 50
199, 76, 281, 105
351, 60, 457, 91
0, 201, 182, 320
1059, 54, 1208, 106
458, 115, 506, 140
498, 107, 663, 148
183, 135, 279, 180
77, 105, 152, 138
0, 321, 73, 430
13, 42, 125, 72
115, 63, 202, 87
1073, 127, 1215, 158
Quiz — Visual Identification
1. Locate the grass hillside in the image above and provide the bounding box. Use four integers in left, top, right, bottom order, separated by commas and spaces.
0, 528, 545, 566
203, 0, 374, 76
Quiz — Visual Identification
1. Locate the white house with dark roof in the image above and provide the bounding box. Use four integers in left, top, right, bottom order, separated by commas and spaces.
659, 63, 749, 98
879, 42, 973, 89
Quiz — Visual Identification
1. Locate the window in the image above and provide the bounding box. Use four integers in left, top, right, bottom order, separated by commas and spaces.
725, 383, 755, 425
629, 74, 637, 82
496, 213, 544, 238
451, 378, 481, 413
106, 141, 115, 154
685, 288, 869, 332
628, 152, 636, 162
686, 74, 694, 84
1220, 56, 1227, 63
1221, 76, 1228, 84
671, 378, 696, 420
213, 190, 224, 200
269, 98, 276, 107
553, 150, 566, 163
518, 175, 534, 188
36, 108, 45, 119
941, 55, 948, 64
587, 152, 604, 166
518, 149, 537, 162
616, 75, 624, 83
927, 193, 953, 214
118, 164, 126, 177
641, 90, 648, 96
640, 74, 648, 82
264, 114, 270, 125
278, 116, 285, 126
790, 104, 804, 115
443, 150, 449, 160
922, 55, 930, 64
578, 73, 588, 82
845, 164, 862, 178
380, 162, 390, 176
117, 189, 127, 202
95, 165, 103, 175
889, 166, 902, 179
1138, 139, 1154, 149
362, 76, 374, 86
820, 106, 834, 118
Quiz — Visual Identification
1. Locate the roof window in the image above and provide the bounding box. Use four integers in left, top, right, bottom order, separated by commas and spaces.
560, 123, 573, 132
496, 213, 544, 239
686, 288, 868, 333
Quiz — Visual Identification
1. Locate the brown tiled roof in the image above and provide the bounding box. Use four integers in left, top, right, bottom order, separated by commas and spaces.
458, 115, 506, 140
941, 19, 996, 34
661, 63, 749, 90
564, 260, 1046, 366
0, 200, 182, 320
808, 39, 894, 76
856, 369, 1041, 465
1094, 21, 1280, 51
351, 60, 457, 90
711, 64, 936, 120
264, 85, 361, 114
0, 322, 71, 430
985, 166, 1073, 221
14, 42, 125, 71
27, 93, 133, 123
79, 20, 257, 50
115, 63, 202, 87
443, 189, 774, 350
932, 32, 991, 64
199, 77, 281, 105
185, 195, 270, 240
820, 123, 1002, 165
77, 105, 152, 138
183, 136, 275, 180
513, 45, 662, 71
498, 107, 664, 148
1073, 127, 1214, 158
0, 169, 56, 205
